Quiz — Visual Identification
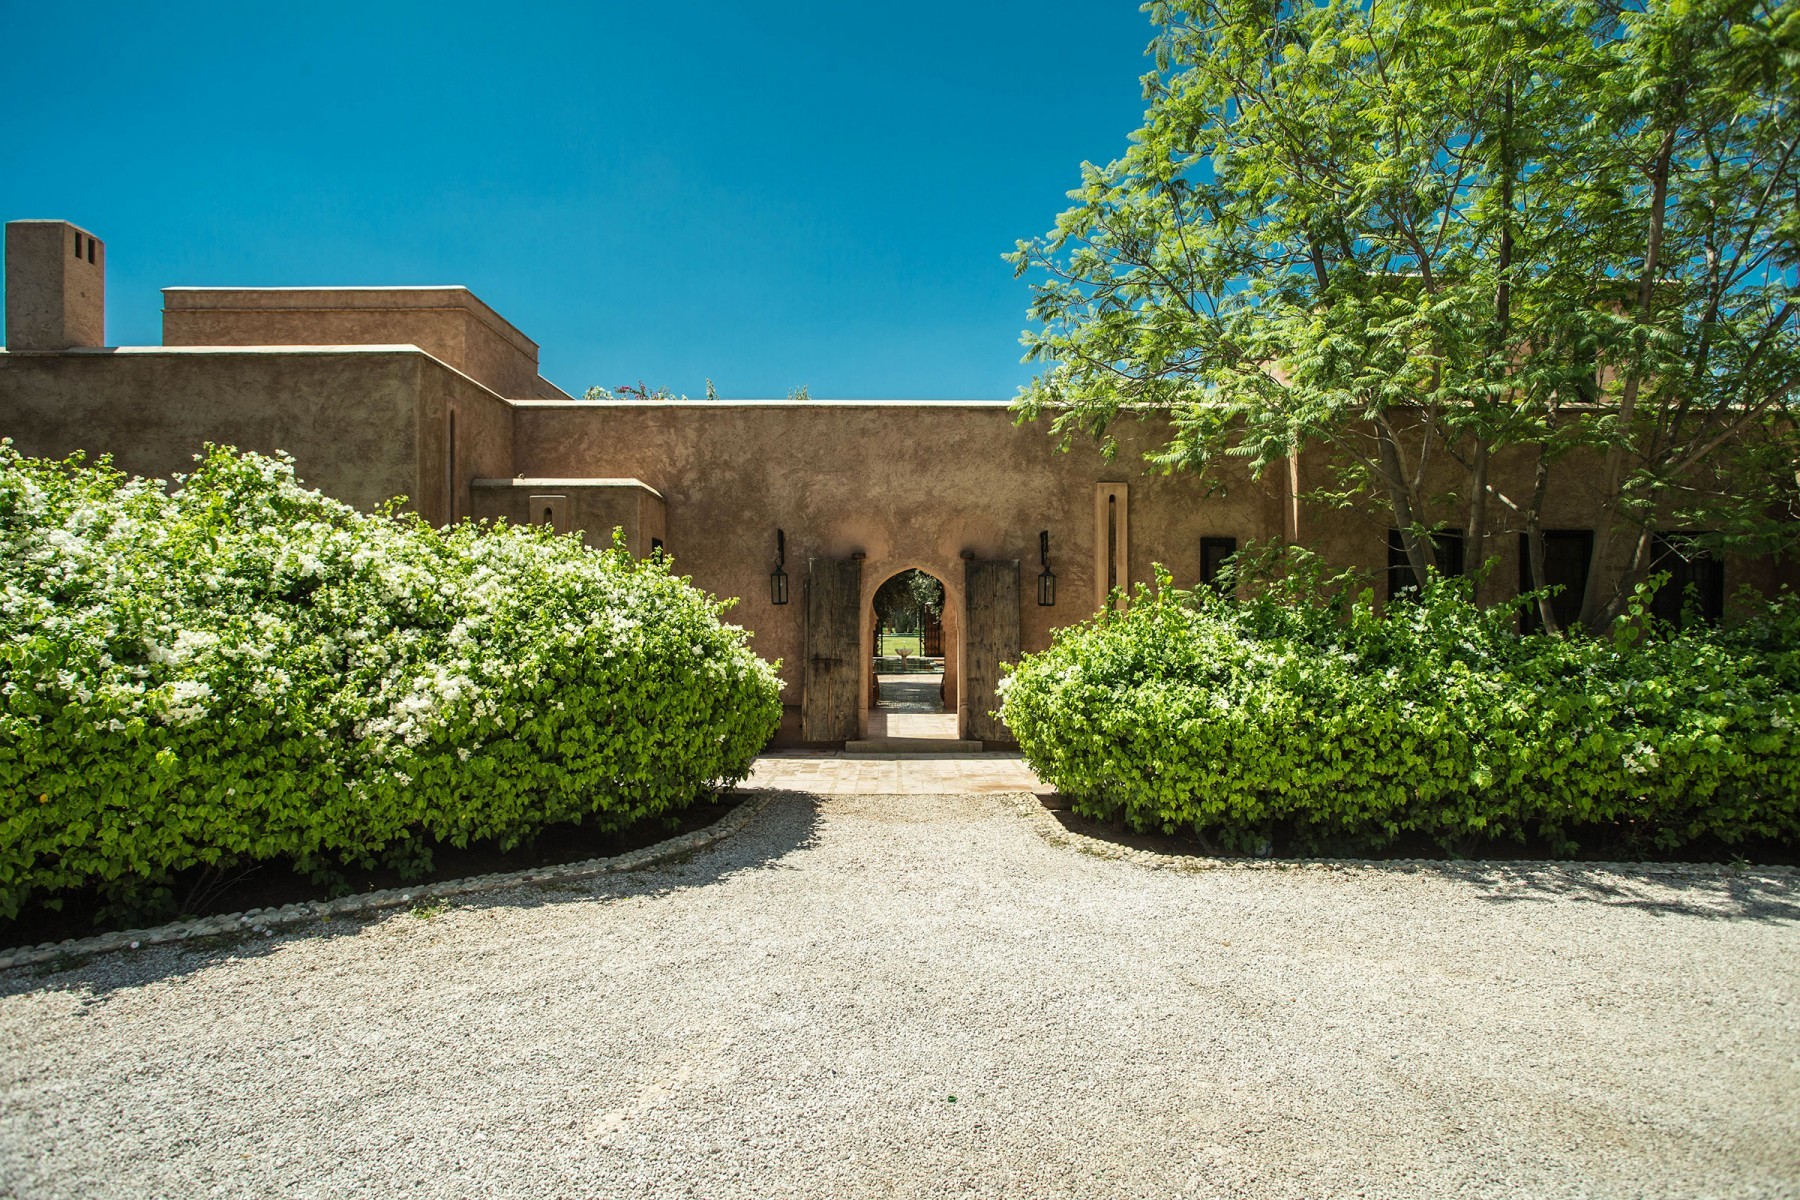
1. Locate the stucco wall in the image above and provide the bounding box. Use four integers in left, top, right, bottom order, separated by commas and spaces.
508, 401, 1285, 739
4, 220, 104, 351
0, 347, 425, 513
415, 359, 516, 526
468, 478, 666, 558
162, 287, 562, 400
1290, 423, 1796, 614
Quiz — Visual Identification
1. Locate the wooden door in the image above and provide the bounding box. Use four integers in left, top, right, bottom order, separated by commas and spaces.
964, 558, 1020, 743
803, 556, 862, 742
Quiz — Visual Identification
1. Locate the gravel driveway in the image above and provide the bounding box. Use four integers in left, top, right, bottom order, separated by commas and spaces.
3, 789, 1797, 1199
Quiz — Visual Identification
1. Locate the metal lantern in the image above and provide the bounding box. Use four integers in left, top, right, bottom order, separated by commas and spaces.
770, 529, 789, 605
1037, 529, 1056, 606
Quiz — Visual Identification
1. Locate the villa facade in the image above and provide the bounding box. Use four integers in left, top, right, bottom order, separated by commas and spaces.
4, 220, 1793, 745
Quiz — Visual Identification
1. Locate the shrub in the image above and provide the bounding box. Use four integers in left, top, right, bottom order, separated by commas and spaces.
1001, 565, 1800, 858
0, 444, 782, 920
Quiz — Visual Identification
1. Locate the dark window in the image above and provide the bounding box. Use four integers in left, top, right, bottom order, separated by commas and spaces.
1518, 530, 1593, 633
1200, 536, 1236, 593
1570, 339, 1599, 404
73, 234, 82, 259
87, 238, 96, 263
1650, 534, 1724, 628
1386, 528, 1465, 603
650, 537, 665, 555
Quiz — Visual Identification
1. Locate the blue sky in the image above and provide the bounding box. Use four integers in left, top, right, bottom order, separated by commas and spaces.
2, 1, 1157, 399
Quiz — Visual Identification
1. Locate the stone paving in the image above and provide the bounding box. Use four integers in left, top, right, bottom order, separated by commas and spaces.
744, 752, 1046, 795
864, 673, 959, 740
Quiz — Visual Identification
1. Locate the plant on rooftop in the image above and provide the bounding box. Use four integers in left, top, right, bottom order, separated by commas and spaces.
1011, 0, 1800, 633
1000, 560, 1799, 858
584, 381, 690, 401
0, 443, 782, 923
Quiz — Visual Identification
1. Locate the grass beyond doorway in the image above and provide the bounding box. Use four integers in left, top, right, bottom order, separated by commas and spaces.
876, 632, 923, 656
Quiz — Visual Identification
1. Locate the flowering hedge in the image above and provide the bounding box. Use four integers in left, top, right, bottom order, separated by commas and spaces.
1001, 570, 1800, 858
0, 444, 782, 920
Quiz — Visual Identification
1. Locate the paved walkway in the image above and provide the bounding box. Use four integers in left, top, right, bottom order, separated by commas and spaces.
866, 674, 958, 740
746, 752, 1045, 794
3, 791, 1796, 1199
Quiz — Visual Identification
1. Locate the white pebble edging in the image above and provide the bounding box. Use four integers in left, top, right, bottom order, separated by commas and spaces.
1004, 790, 1799, 882
0, 792, 776, 972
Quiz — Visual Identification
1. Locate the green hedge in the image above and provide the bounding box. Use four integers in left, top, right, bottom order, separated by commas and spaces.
0, 444, 782, 919
1001, 567, 1800, 858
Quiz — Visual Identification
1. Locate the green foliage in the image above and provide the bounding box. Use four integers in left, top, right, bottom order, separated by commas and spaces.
1011, 0, 1800, 630
583, 381, 691, 401
1000, 565, 1800, 857
0, 443, 783, 921
873, 569, 945, 634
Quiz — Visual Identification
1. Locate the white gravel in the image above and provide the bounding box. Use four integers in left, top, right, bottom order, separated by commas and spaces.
2, 790, 1797, 1199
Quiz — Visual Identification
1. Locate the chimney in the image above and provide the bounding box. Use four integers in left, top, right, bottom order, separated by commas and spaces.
4, 219, 105, 350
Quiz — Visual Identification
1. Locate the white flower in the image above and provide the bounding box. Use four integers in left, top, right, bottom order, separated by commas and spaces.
158, 679, 214, 727
1622, 742, 1659, 776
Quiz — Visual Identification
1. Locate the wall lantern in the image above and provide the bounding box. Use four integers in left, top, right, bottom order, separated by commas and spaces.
1037, 529, 1056, 606
770, 529, 789, 605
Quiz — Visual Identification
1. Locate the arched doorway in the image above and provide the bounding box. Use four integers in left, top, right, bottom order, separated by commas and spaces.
868, 569, 954, 741
801, 553, 1016, 749
856, 566, 967, 747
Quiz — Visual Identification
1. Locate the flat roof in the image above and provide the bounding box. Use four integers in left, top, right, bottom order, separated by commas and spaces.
471, 477, 664, 499
509, 398, 1015, 409
161, 285, 539, 356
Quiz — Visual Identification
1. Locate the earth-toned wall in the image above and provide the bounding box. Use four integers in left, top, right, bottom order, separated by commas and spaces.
0, 346, 516, 524
5, 221, 1794, 747
1, 347, 424, 512
468, 477, 666, 559
162, 287, 569, 401
509, 400, 1290, 740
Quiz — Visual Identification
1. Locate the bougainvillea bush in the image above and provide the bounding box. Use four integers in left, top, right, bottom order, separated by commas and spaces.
0, 444, 782, 920
1001, 566, 1800, 859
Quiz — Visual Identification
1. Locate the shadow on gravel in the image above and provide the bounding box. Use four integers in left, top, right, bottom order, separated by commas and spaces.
1448, 863, 1800, 923
1042, 801, 1799, 924
0, 791, 823, 1002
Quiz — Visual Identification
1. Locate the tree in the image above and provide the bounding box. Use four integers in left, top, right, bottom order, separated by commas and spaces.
873, 569, 944, 637
1010, 0, 1799, 632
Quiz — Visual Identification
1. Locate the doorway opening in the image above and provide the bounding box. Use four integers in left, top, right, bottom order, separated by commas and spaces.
868, 568, 956, 741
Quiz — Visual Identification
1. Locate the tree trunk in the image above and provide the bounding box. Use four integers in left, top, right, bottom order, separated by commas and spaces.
1375, 413, 1434, 586
1526, 445, 1560, 634
1467, 437, 1491, 597
1582, 118, 1680, 631
1469, 80, 1510, 607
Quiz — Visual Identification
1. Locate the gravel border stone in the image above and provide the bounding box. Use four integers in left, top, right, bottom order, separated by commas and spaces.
4, 781, 1791, 972
1004, 789, 1799, 882
0, 791, 776, 972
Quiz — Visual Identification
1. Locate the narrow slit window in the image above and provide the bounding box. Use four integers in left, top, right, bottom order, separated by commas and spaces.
1093, 484, 1130, 610
73, 234, 82, 259
445, 410, 457, 524
87, 239, 96, 263
1107, 495, 1118, 592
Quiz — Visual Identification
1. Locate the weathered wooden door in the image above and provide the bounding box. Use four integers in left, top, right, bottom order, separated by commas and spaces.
803, 556, 862, 742
964, 558, 1020, 743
